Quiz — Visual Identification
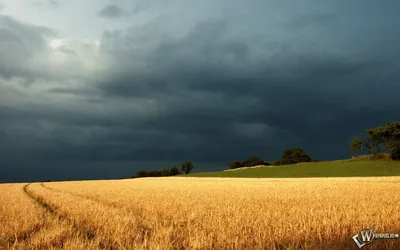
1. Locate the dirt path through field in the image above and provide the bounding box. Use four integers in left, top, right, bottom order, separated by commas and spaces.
23, 184, 110, 250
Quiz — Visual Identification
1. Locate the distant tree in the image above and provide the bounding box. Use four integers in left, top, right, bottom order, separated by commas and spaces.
161, 168, 171, 176
369, 122, 399, 150
367, 121, 400, 160
170, 166, 181, 176
282, 148, 312, 164
136, 170, 148, 178
228, 160, 243, 169
349, 137, 376, 155
391, 147, 400, 160
147, 171, 162, 177
349, 121, 400, 160
180, 161, 194, 174
272, 159, 292, 166
241, 157, 264, 167
134, 167, 181, 178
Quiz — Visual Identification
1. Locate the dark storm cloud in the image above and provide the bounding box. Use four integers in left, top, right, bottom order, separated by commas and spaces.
95, 14, 400, 162
97, 5, 125, 19
287, 13, 337, 28
0, 15, 54, 80
1, 1, 400, 182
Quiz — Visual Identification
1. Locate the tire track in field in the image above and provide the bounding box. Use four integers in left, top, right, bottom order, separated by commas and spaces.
40, 183, 169, 228
5, 221, 45, 248
38, 183, 162, 248
40, 183, 123, 210
23, 184, 114, 250
41, 183, 208, 235
4, 186, 48, 248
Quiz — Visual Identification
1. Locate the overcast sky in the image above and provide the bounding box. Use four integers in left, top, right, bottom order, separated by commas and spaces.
1, 0, 399, 182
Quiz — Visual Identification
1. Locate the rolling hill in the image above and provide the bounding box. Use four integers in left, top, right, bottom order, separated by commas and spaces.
186, 158, 400, 178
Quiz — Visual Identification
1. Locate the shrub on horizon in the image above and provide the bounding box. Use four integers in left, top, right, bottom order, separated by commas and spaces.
228, 160, 243, 169
241, 157, 265, 167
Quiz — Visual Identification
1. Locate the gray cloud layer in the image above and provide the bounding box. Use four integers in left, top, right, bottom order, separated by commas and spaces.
34, 0, 60, 9
1, 0, 400, 182
98, 5, 125, 19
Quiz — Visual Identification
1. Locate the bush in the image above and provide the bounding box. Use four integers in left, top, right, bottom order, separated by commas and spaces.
161, 168, 171, 176
136, 171, 148, 178
147, 171, 162, 177
272, 159, 292, 166
133, 160, 194, 178
228, 160, 243, 169
371, 153, 392, 160
282, 148, 312, 164
134, 166, 182, 178
180, 161, 194, 174
391, 146, 400, 160
241, 157, 264, 167
170, 166, 181, 175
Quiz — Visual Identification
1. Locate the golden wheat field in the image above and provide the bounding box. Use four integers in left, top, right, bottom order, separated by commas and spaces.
1, 177, 400, 250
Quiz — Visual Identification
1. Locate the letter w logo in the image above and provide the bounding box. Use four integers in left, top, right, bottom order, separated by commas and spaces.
360, 230, 374, 242
353, 227, 375, 248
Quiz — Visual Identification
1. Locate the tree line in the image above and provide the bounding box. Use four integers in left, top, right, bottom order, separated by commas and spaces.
132, 120, 399, 177
132, 147, 314, 177
228, 148, 313, 169
349, 121, 400, 160
132, 160, 194, 178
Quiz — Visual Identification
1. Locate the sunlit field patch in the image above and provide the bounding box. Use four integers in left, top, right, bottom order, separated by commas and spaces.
2, 176, 398, 249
